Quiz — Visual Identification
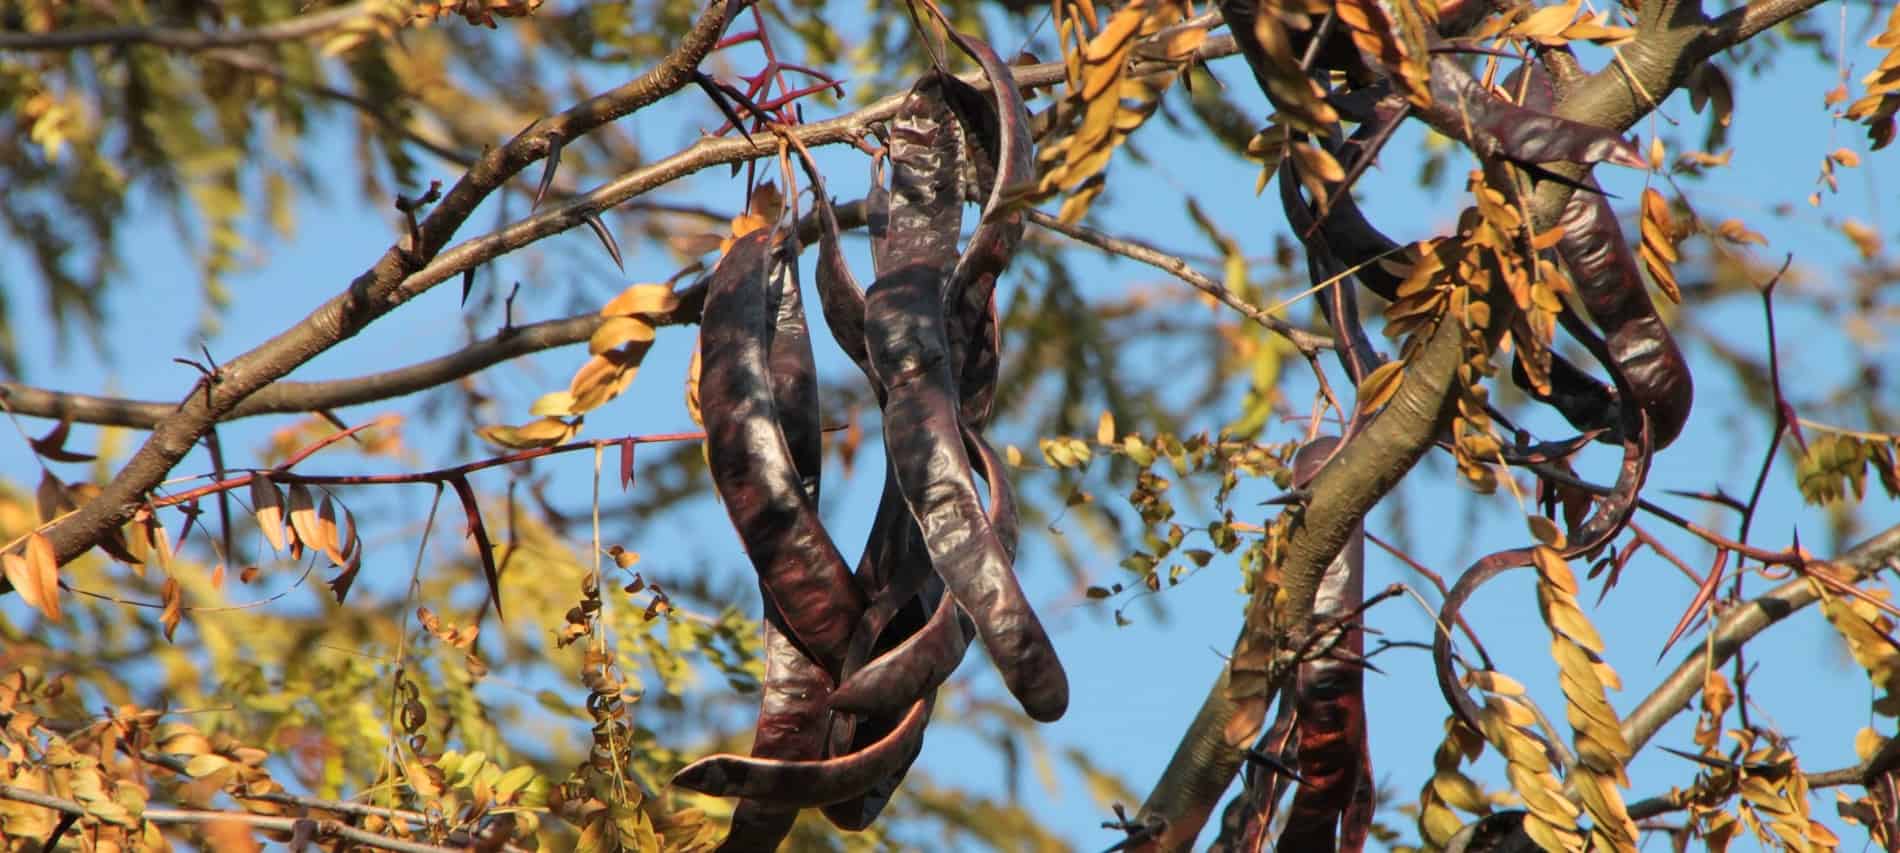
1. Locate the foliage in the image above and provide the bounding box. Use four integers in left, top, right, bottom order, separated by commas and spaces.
2, 0, 1900, 850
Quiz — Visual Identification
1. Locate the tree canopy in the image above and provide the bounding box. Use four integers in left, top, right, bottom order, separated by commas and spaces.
2, 0, 1899, 850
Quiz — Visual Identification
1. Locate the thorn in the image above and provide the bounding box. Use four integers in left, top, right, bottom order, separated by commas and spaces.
1243, 748, 1310, 785
583, 214, 624, 271
461, 267, 476, 307
534, 130, 565, 211
1261, 487, 1312, 507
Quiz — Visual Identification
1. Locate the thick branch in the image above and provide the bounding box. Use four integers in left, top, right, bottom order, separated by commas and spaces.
1621, 523, 1900, 755
1135, 310, 1468, 849
35, 0, 734, 569
0, 3, 371, 51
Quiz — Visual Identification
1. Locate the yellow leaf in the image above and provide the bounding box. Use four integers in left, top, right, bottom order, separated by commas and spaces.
1356, 359, 1406, 412
685, 340, 704, 429
599, 283, 678, 317
286, 484, 321, 555
1096, 411, 1117, 445
316, 496, 346, 565
476, 418, 576, 450
18, 533, 61, 622
250, 477, 286, 552
184, 754, 232, 778
1513, 0, 1581, 38
530, 391, 577, 418
589, 316, 656, 355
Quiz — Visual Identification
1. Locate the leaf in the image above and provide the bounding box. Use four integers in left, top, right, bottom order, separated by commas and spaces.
530, 391, 577, 417
36, 470, 70, 523
29, 419, 96, 463
476, 417, 577, 450
316, 496, 346, 565
1715, 219, 1767, 246
286, 483, 321, 554
160, 577, 184, 643
184, 754, 232, 778
495, 766, 537, 800
588, 316, 656, 355
1096, 411, 1117, 445
567, 344, 648, 414
1843, 219, 1883, 259
1356, 359, 1406, 412
1639, 188, 1682, 303
599, 283, 679, 317
250, 477, 286, 551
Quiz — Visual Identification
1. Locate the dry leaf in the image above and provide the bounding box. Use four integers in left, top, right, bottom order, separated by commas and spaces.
1639, 188, 1682, 303
286, 484, 321, 554
250, 477, 286, 551
1096, 411, 1117, 445
23, 533, 61, 622
475, 418, 577, 450
160, 577, 184, 643
1356, 359, 1407, 412
599, 283, 679, 317
589, 316, 656, 355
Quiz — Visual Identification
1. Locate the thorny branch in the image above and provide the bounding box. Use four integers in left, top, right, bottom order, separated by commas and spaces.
30, 0, 737, 569
0, 202, 877, 430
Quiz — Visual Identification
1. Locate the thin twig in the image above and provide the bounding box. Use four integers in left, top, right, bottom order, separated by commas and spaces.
1026, 209, 1334, 356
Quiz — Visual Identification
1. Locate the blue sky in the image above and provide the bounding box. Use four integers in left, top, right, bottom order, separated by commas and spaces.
3, 5, 1898, 850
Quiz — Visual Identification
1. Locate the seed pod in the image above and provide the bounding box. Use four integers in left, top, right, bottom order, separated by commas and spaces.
865, 264, 1067, 722
831, 427, 1013, 715
720, 600, 833, 851
699, 231, 863, 673
672, 698, 932, 807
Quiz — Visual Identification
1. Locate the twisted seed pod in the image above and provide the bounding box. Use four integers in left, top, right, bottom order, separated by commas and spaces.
830, 427, 1014, 715
698, 231, 863, 674
673, 698, 932, 807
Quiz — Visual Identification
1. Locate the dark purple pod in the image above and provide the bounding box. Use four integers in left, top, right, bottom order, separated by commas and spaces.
672, 698, 933, 807
873, 74, 964, 279
864, 264, 1068, 722
699, 231, 864, 673
767, 237, 823, 496
719, 603, 834, 851
1554, 192, 1695, 448
831, 581, 974, 716
830, 426, 1013, 715
793, 147, 876, 382
1508, 62, 1695, 448
1416, 54, 1646, 171
937, 30, 1034, 425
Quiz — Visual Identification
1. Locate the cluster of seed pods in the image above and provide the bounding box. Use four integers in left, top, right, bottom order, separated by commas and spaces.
669, 28, 1065, 848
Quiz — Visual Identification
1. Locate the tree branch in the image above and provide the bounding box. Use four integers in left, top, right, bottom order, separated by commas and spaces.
0, 199, 877, 432
1135, 310, 1468, 849
0, 294, 691, 430
0, 3, 373, 51
1620, 522, 1900, 756
34, 0, 736, 570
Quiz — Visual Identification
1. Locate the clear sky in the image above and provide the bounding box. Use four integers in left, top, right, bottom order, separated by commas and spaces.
3, 5, 1896, 850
